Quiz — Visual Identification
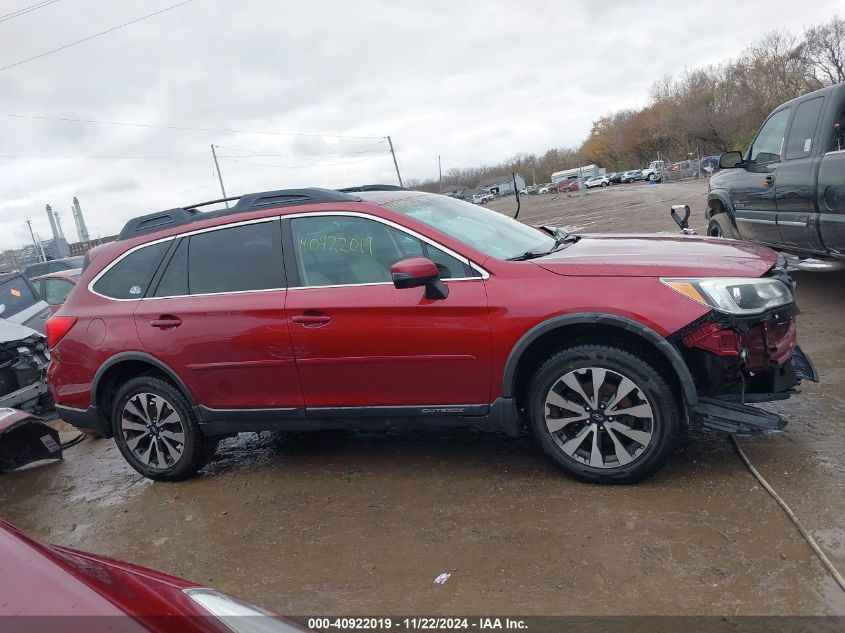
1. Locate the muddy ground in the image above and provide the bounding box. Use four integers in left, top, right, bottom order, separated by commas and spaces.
2, 179, 844, 616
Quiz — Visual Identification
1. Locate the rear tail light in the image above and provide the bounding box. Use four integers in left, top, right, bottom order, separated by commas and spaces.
45, 316, 77, 348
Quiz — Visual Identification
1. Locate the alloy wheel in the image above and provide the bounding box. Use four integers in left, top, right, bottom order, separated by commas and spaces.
121, 392, 186, 470
543, 366, 655, 468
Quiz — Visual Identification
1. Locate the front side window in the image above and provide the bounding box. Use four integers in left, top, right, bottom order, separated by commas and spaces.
187, 221, 283, 295
291, 215, 469, 287
93, 241, 169, 300
0, 277, 38, 317
750, 108, 791, 164
383, 193, 555, 260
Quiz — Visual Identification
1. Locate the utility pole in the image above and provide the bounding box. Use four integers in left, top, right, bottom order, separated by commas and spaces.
438, 155, 442, 192
387, 136, 403, 187
25, 220, 45, 262
35, 232, 47, 262
210, 144, 229, 208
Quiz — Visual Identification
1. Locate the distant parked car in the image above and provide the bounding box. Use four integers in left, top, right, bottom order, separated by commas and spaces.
30, 268, 81, 314
552, 180, 579, 193
519, 186, 538, 196
23, 256, 85, 280
608, 172, 624, 184
620, 170, 641, 183
538, 184, 551, 194
584, 175, 610, 188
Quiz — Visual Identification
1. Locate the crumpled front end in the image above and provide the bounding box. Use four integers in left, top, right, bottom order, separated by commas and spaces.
675, 258, 817, 434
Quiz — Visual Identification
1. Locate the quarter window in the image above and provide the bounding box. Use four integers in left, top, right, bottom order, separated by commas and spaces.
93, 241, 169, 299
187, 221, 283, 295
43, 278, 75, 305
291, 216, 469, 287
785, 97, 824, 160
153, 238, 188, 297
750, 108, 791, 164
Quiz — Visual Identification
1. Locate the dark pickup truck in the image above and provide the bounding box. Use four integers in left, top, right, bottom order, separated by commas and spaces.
706, 81, 845, 263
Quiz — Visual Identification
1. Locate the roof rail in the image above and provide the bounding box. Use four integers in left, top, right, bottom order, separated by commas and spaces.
117, 188, 360, 240
337, 184, 409, 193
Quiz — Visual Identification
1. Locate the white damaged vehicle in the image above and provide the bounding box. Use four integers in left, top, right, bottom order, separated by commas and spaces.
0, 318, 51, 412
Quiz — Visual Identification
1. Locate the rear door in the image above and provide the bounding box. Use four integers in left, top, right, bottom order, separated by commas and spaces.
776, 95, 826, 253
134, 219, 304, 415
817, 90, 845, 256
729, 107, 791, 245
283, 212, 491, 414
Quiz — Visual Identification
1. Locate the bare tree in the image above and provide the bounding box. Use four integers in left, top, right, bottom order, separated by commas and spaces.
805, 16, 845, 85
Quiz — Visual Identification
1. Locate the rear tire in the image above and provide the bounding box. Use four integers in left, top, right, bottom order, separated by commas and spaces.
527, 344, 678, 484
707, 214, 737, 239
112, 376, 211, 481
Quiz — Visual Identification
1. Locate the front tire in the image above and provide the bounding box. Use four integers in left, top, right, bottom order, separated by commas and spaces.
527, 345, 678, 484
112, 376, 211, 481
707, 214, 737, 239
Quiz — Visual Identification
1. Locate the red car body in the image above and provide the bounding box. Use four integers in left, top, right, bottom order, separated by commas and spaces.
46, 187, 813, 483
0, 520, 304, 631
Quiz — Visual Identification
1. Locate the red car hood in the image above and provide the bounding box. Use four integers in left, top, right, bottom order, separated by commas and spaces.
532, 234, 778, 277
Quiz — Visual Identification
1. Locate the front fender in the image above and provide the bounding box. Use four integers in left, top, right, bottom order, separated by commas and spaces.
706, 189, 736, 223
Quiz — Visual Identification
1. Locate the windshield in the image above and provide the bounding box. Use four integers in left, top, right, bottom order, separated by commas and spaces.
383, 194, 555, 260
0, 277, 38, 318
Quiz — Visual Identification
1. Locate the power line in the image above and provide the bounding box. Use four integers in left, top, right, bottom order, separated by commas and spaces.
0, 0, 61, 24
0, 113, 386, 140
221, 153, 388, 170
0, 153, 203, 159
0, 0, 194, 72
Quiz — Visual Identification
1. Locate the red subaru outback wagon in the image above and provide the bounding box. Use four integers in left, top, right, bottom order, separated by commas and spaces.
47, 186, 816, 484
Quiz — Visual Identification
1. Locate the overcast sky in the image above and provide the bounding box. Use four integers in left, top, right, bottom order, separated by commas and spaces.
0, 0, 842, 251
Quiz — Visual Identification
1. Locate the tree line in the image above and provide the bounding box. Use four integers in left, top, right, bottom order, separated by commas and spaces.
407, 16, 845, 193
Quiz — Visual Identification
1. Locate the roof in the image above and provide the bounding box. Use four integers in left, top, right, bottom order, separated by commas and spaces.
30, 268, 82, 283
117, 188, 361, 240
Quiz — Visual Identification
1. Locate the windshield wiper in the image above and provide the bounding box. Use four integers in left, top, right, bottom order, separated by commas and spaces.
507, 232, 580, 261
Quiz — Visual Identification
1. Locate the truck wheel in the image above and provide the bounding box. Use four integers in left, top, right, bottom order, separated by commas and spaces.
707, 214, 737, 239
527, 345, 678, 484
111, 376, 211, 481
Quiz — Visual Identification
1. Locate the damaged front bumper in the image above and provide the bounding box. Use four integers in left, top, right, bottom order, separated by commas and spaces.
679, 307, 818, 435
0, 408, 62, 473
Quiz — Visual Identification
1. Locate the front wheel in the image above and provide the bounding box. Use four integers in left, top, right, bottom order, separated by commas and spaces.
527, 345, 678, 484
707, 214, 737, 239
112, 376, 212, 481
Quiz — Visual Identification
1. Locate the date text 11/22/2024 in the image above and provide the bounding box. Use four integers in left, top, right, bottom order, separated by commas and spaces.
306, 617, 528, 630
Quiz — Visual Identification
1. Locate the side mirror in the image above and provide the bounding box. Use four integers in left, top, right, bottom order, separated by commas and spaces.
719, 151, 744, 169
391, 257, 449, 300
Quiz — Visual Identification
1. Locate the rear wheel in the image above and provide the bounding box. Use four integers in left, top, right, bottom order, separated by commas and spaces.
112, 376, 211, 481
527, 345, 678, 484
707, 213, 737, 239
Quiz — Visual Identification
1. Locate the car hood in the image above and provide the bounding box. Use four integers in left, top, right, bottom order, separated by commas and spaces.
0, 318, 43, 344
532, 234, 777, 277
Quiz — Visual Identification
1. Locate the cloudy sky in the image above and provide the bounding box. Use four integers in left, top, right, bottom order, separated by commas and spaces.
0, 0, 841, 251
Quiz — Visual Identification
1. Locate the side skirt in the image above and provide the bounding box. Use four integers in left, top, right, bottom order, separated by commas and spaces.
196, 398, 520, 437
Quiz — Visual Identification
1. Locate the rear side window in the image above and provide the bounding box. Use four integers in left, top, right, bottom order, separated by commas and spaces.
187, 221, 283, 294
93, 241, 169, 299
785, 97, 824, 160
153, 239, 188, 297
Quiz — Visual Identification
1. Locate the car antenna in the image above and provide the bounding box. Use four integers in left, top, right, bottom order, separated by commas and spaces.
512, 172, 521, 219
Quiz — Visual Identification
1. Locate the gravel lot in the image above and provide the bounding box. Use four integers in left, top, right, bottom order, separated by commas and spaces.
2, 179, 844, 616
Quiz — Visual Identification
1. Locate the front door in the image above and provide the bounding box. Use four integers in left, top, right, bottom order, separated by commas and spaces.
134, 219, 303, 412
776, 95, 827, 253
284, 213, 491, 414
730, 107, 792, 246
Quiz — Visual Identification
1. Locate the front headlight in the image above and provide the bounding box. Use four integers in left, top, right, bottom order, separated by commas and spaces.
184, 589, 302, 632
660, 277, 793, 315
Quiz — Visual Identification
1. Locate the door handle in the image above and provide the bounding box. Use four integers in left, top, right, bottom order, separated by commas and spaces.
149, 316, 182, 329
763, 175, 775, 188
292, 314, 331, 327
